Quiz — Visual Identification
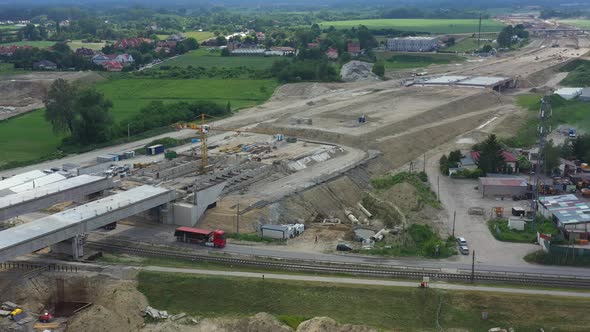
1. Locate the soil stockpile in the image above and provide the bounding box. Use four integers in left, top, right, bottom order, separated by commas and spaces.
340, 61, 380, 82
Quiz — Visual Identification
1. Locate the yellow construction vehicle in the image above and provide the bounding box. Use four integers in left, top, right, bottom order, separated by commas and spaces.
9, 308, 23, 320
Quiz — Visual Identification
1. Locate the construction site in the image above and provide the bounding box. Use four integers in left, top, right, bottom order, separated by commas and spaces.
1, 15, 590, 332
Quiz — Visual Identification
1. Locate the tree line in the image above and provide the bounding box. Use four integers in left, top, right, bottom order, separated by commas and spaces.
3, 42, 99, 70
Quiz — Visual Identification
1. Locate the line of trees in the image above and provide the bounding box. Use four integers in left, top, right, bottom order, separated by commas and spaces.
116, 100, 230, 138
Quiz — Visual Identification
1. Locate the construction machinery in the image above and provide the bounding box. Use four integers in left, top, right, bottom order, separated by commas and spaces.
181, 113, 278, 171
8, 308, 23, 320
39, 311, 53, 323
493, 207, 504, 218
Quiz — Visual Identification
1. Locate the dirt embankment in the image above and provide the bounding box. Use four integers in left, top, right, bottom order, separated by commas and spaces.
0, 71, 104, 121
143, 313, 376, 332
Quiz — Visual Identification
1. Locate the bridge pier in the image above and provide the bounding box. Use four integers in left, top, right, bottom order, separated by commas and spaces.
51, 235, 85, 259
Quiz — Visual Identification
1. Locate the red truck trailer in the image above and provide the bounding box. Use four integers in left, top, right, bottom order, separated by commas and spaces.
174, 227, 226, 248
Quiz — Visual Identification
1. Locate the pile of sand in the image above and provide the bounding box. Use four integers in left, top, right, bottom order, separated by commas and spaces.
66, 278, 147, 332
340, 61, 380, 82
297, 317, 377, 332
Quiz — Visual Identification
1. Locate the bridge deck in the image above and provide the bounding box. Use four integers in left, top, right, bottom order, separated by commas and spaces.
0, 185, 175, 262
0, 175, 114, 221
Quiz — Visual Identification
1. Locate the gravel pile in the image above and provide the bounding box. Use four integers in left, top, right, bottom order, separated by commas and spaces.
340, 61, 380, 82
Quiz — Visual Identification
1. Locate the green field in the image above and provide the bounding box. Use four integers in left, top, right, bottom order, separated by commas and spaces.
160, 49, 276, 69
319, 19, 505, 34
67, 40, 106, 51
445, 37, 497, 52
138, 271, 590, 331
0, 25, 19, 30
0, 63, 29, 76
0, 110, 63, 165
156, 31, 215, 42
0, 77, 277, 166
376, 52, 464, 70
95, 78, 278, 122
509, 94, 590, 147
559, 19, 590, 29
0, 40, 55, 48
185, 31, 215, 41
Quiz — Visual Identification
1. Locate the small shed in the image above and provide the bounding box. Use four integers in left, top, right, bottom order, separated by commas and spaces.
478, 177, 528, 198
508, 217, 526, 231
261, 224, 290, 240
554, 87, 582, 100
580, 88, 590, 102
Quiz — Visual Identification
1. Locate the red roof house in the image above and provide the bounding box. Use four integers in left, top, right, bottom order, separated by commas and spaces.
347, 42, 361, 55
470, 150, 519, 172
103, 61, 123, 72
325, 47, 339, 60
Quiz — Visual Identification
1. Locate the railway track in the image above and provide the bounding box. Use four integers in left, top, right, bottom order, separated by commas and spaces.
86, 241, 590, 288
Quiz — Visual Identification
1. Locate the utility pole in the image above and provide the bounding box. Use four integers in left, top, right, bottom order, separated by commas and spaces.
437, 176, 440, 201
453, 210, 457, 237
236, 201, 240, 234
471, 250, 476, 284
477, 13, 482, 49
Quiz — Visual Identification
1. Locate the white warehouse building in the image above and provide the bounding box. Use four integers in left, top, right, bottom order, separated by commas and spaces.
386, 36, 439, 52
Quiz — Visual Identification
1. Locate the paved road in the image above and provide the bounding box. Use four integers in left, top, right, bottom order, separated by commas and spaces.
214, 243, 590, 277
142, 266, 590, 298
0, 129, 197, 179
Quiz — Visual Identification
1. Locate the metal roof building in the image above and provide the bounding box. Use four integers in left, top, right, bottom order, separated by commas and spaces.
261, 224, 290, 240
554, 88, 582, 100
579, 88, 590, 102
538, 195, 590, 236
478, 177, 528, 198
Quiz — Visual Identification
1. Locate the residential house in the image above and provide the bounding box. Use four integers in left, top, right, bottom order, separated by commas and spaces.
92, 54, 114, 65
59, 20, 70, 27
459, 154, 477, 171
471, 150, 519, 173
307, 42, 320, 48
256, 32, 266, 41
154, 47, 171, 54
167, 33, 186, 42
0, 45, 18, 56
103, 61, 123, 72
33, 60, 57, 70
325, 47, 339, 60
115, 53, 134, 65
201, 39, 218, 46
347, 42, 361, 56
157, 41, 177, 49
114, 38, 152, 49
76, 47, 95, 57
